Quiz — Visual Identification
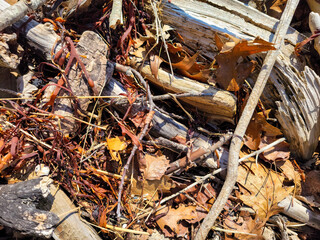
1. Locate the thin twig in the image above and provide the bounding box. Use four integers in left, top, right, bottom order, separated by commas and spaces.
160, 137, 286, 206
195, 0, 300, 238
165, 133, 232, 174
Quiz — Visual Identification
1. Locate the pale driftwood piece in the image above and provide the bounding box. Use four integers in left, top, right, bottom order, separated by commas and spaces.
47, 184, 102, 240
156, 0, 320, 160
0, 177, 59, 238
309, 12, 320, 55
0, 0, 60, 61
130, 59, 236, 122
0, 32, 23, 69
0, 0, 47, 31
275, 66, 320, 161
109, 0, 123, 29
278, 197, 320, 230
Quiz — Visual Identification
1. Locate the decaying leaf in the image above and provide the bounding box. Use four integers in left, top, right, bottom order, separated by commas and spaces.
236, 155, 295, 221
214, 35, 275, 91
142, 153, 170, 180
156, 205, 203, 237
224, 216, 264, 240
258, 136, 290, 162
131, 176, 175, 201
244, 110, 286, 161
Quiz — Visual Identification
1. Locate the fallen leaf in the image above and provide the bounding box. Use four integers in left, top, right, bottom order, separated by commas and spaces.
237, 154, 294, 221
214, 35, 275, 91
276, 159, 301, 184
142, 153, 170, 180
301, 170, 320, 204
258, 136, 290, 162
131, 176, 175, 201
244, 110, 283, 151
106, 136, 128, 163
150, 54, 163, 80
270, 0, 287, 11
224, 216, 264, 240
156, 205, 198, 237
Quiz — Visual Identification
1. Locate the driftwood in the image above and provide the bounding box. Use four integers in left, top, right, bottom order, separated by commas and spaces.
153, 0, 320, 161
0, 177, 59, 238
278, 196, 320, 230
0, 0, 47, 32
47, 184, 102, 240
130, 59, 236, 122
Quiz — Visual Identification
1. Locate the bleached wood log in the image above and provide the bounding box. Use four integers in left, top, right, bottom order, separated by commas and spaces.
278, 196, 320, 230
154, 0, 320, 160
47, 184, 102, 240
130, 59, 236, 122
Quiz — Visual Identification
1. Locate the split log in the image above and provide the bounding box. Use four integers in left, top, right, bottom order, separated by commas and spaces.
0, 177, 59, 238
152, 0, 320, 160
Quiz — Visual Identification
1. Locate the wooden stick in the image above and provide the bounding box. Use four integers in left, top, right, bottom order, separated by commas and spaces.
195, 1, 300, 238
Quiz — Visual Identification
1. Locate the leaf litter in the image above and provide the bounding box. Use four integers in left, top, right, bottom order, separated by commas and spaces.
0, 0, 313, 239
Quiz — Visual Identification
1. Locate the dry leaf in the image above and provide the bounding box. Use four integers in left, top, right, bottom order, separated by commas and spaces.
237, 155, 294, 221
214, 35, 275, 91
244, 110, 283, 151
258, 136, 290, 162
224, 216, 264, 240
150, 54, 163, 80
143, 153, 170, 180
106, 136, 128, 162
156, 205, 198, 237
276, 160, 301, 189
131, 176, 175, 201
270, 0, 287, 11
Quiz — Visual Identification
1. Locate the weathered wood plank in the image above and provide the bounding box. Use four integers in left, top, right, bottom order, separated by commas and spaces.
155, 0, 320, 160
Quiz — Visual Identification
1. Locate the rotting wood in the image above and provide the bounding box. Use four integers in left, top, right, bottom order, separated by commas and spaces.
40, 31, 114, 136
0, 177, 59, 238
151, 0, 319, 161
